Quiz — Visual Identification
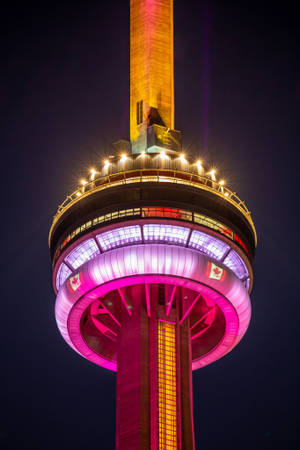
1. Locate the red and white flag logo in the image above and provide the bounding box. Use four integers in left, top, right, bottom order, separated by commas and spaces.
206, 262, 226, 281
69, 273, 81, 292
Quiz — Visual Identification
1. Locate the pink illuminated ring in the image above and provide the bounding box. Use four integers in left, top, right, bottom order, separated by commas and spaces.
55, 244, 251, 371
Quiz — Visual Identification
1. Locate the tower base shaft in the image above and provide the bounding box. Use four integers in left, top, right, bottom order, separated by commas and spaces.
116, 284, 195, 449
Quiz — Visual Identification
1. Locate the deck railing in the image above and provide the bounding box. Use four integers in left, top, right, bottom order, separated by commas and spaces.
50, 167, 257, 246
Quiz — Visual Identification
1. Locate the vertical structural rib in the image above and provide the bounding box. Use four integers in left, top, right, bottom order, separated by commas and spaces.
130, 0, 174, 143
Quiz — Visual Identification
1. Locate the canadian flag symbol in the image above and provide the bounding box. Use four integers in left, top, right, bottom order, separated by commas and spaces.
69, 273, 81, 292
206, 262, 226, 281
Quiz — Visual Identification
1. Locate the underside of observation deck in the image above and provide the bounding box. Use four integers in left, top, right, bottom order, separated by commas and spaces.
81, 282, 225, 367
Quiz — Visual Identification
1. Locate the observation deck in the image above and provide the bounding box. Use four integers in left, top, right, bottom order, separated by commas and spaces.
49, 152, 256, 260
51, 152, 255, 372
49, 151, 256, 303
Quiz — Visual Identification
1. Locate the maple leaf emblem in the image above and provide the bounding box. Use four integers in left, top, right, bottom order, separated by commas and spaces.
213, 267, 221, 275
206, 262, 226, 281
72, 276, 79, 286
69, 273, 82, 291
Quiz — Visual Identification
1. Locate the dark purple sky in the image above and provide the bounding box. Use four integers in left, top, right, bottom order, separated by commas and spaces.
1, 1, 299, 449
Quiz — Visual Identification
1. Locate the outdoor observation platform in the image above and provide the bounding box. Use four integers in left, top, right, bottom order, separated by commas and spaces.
49, 152, 256, 272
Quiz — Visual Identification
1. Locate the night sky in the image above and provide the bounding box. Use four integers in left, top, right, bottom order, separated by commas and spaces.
1, 1, 299, 449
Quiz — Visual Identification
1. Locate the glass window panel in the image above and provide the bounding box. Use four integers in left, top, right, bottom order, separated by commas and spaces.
96, 225, 142, 251
56, 263, 72, 290
188, 230, 230, 260
244, 278, 250, 291
223, 250, 248, 279
65, 238, 100, 269
143, 224, 189, 245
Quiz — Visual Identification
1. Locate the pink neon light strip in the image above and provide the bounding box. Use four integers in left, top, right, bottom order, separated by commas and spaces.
97, 298, 121, 327
191, 327, 210, 341
179, 293, 201, 324
145, 284, 151, 317
190, 307, 215, 331
158, 318, 177, 325
117, 288, 132, 316
165, 285, 177, 317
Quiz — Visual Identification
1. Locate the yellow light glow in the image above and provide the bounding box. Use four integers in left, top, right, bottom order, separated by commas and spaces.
104, 159, 110, 168
76, 191, 82, 197
141, 151, 146, 157
207, 169, 216, 181
158, 321, 177, 449
196, 160, 202, 169
80, 179, 88, 186
179, 153, 185, 162
219, 180, 225, 186
120, 153, 127, 162
224, 192, 229, 197
90, 168, 96, 181
160, 151, 166, 159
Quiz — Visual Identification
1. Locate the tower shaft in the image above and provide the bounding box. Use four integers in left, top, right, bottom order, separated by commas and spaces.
130, 0, 174, 152
116, 285, 195, 450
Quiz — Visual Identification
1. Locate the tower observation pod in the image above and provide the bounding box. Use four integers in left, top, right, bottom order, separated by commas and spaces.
49, 1, 256, 449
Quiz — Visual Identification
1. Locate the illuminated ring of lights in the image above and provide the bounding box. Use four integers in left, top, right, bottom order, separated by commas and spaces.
55, 244, 251, 371
54, 220, 251, 293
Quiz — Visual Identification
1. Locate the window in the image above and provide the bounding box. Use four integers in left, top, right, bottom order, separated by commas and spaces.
65, 238, 100, 269
56, 263, 72, 290
96, 225, 142, 251
189, 230, 230, 260
143, 224, 189, 245
136, 100, 143, 125
223, 250, 248, 280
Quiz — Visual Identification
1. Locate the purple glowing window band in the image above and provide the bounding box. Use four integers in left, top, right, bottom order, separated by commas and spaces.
55, 224, 250, 290
65, 238, 100, 269
223, 250, 248, 280
96, 225, 142, 251
143, 224, 189, 245
56, 263, 72, 291
188, 229, 230, 260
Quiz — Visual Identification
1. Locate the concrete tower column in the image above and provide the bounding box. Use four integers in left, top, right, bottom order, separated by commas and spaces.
116, 284, 195, 450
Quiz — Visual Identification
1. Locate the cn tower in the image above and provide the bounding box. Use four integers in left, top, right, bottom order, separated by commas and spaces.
49, 1, 256, 449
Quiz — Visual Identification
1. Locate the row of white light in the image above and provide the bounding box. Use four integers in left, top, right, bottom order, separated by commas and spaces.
79, 152, 225, 188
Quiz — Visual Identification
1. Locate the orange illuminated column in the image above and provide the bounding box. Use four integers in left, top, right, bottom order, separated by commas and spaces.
157, 321, 177, 449
130, 0, 174, 149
